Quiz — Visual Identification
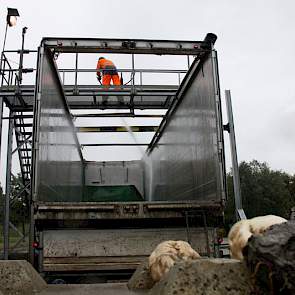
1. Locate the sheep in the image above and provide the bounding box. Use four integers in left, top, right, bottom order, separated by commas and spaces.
148, 240, 200, 282
228, 215, 287, 260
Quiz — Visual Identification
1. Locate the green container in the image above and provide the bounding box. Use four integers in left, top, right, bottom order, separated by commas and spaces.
82, 185, 144, 202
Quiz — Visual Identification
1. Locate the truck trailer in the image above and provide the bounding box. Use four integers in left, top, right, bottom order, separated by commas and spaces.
1, 33, 227, 279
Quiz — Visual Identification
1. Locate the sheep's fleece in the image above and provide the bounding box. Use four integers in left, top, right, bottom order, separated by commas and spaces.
148, 240, 200, 282
228, 215, 287, 260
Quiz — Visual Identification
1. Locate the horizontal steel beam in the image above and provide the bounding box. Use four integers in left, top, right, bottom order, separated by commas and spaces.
81, 143, 149, 147
81, 143, 149, 148
77, 126, 158, 133
42, 37, 211, 55
72, 113, 164, 118
1, 68, 187, 74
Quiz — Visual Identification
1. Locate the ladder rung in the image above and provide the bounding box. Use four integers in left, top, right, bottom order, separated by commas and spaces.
15, 123, 33, 127
16, 132, 32, 136
17, 140, 32, 144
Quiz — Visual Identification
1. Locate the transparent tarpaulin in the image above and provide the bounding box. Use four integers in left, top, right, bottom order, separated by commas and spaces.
34, 48, 83, 202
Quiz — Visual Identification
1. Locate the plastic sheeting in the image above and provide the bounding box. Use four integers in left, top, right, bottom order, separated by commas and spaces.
144, 53, 225, 202
33, 48, 84, 202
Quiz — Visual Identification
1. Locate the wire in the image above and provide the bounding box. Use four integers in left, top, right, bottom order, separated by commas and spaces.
123, 72, 135, 85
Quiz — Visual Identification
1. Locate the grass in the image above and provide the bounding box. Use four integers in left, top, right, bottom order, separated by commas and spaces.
0, 224, 29, 251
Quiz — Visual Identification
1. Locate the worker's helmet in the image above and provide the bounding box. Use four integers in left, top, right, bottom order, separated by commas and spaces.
98, 57, 105, 60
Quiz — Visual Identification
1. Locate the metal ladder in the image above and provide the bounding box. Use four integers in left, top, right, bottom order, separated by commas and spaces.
14, 112, 33, 186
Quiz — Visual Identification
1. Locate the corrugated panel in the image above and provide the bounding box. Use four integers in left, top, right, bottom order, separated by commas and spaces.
144, 54, 224, 202
33, 48, 84, 202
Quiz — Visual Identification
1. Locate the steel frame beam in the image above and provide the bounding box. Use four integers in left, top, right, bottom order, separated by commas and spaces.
72, 113, 164, 118
42, 37, 212, 55
77, 126, 158, 133
81, 143, 149, 147
3, 110, 14, 259
224, 90, 246, 221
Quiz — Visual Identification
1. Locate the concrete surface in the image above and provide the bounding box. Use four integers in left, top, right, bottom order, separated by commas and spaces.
38, 283, 144, 295
0, 260, 46, 295
149, 258, 254, 295
128, 258, 155, 290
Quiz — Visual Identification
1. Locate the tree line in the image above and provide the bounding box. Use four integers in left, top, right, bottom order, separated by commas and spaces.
225, 160, 295, 228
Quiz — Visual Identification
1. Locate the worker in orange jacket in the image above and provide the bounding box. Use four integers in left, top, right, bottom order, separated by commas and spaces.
96, 57, 121, 86
96, 57, 123, 105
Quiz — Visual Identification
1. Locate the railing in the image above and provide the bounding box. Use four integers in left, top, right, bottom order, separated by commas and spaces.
0, 49, 37, 88
0, 53, 14, 86
0, 50, 190, 89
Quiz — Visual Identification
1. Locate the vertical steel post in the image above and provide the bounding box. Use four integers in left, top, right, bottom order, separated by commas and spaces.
130, 54, 135, 113
139, 71, 143, 102
225, 90, 246, 220
0, 97, 3, 157
74, 52, 78, 94
1, 23, 8, 62
0, 97, 3, 257
187, 55, 190, 69
18, 27, 27, 85
131, 54, 135, 91
3, 110, 14, 259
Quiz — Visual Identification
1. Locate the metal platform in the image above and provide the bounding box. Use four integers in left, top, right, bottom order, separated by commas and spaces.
0, 84, 178, 111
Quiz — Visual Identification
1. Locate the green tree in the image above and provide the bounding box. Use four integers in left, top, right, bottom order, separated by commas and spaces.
10, 173, 29, 227
225, 160, 294, 227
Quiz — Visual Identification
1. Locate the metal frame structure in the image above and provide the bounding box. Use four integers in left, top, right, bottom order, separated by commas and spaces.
0, 33, 236, 263
224, 90, 246, 220
0, 49, 33, 259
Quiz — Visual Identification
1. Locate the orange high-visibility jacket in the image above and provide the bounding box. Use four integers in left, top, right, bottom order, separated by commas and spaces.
96, 58, 118, 77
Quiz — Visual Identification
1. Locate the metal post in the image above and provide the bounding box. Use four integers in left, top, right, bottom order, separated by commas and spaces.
18, 27, 28, 85
224, 90, 246, 220
130, 54, 135, 113
187, 55, 190, 69
0, 23, 9, 84
3, 110, 14, 259
131, 54, 135, 89
1, 23, 8, 62
139, 71, 143, 102
74, 52, 78, 94
0, 97, 3, 257
0, 97, 3, 158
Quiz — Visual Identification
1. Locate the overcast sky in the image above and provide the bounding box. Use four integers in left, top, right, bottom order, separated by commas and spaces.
0, 0, 295, 186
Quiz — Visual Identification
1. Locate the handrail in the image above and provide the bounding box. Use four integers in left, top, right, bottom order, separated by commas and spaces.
1, 68, 187, 73
0, 53, 14, 86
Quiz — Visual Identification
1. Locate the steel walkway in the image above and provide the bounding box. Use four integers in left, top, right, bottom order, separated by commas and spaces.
0, 84, 177, 111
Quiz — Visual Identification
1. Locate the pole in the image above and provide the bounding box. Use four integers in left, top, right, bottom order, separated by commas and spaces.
0, 97, 3, 257
74, 52, 78, 94
3, 110, 14, 259
18, 27, 27, 85
224, 90, 246, 220
1, 23, 8, 57
0, 23, 8, 78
